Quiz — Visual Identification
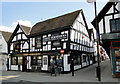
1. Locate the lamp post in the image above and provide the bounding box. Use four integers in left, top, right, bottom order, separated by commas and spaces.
87, 0, 101, 81
7, 54, 10, 71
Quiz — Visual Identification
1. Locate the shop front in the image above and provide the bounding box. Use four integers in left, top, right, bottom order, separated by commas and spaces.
110, 41, 120, 77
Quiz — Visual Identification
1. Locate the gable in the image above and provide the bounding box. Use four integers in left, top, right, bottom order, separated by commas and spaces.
0, 31, 12, 42
8, 24, 28, 43
92, 1, 120, 34
91, 2, 115, 28
72, 11, 89, 37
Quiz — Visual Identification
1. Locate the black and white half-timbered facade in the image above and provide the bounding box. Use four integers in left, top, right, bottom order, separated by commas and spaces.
92, 1, 120, 77
8, 10, 95, 72
8, 24, 30, 72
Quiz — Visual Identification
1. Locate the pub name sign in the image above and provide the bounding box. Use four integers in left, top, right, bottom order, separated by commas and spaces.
43, 34, 67, 42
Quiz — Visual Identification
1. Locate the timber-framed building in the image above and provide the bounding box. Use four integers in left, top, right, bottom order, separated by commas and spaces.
92, 1, 120, 77
8, 9, 95, 72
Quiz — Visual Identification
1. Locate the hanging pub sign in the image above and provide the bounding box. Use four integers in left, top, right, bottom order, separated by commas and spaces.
43, 34, 67, 42
14, 42, 20, 52
60, 49, 64, 54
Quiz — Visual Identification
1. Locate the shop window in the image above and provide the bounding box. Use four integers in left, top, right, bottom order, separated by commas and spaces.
73, 55, 81, 65
56, 56, 63, 66
43, 57, 47, 65
50, 56, 55, 65
18, 57, 22, 65
37, 56, 42, 66
31, 56, 37, 65
11, 57, 17, 65
83, 55, 86, 62
115, 49, 120, 57
90, 55, 93, 60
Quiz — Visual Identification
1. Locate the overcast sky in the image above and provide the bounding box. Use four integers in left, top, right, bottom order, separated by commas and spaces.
0, 0, 108, 32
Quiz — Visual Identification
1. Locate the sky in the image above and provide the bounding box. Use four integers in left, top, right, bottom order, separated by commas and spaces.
0, 0, 108, 32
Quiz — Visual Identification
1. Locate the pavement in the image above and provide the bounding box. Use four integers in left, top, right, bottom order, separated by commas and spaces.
1, 60, 120, 83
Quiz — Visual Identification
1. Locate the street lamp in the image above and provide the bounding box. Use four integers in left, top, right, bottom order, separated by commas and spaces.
87, 0, 101, 81
7, 54, 10, 71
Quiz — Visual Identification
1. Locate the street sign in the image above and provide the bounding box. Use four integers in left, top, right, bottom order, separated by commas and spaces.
60, 49, 64, 54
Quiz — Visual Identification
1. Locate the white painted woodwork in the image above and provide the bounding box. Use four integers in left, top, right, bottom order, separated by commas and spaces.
41, 55, 48, 71
99, 2, 120, 34
12, 36, 16, 42
23, 42, 28, 49
11, 65, 18, 70
63, 54, 70, 71
74, 65, 81, 70
17, 28, 22, 33
63, 42, 66, 49
18, 34, 21, 40
22, 34, 27, 39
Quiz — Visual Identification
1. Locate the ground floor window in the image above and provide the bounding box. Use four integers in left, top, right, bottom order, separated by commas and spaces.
18, 57, 22, 65
56, 56, 62, 66
11, 56, 17, 65
37, 56, 42, 66
90, 55, 93, 60
73, 55, 81, 65
50, 56, 56, 66
82, 55, 87, 63
31, 56, 42, 66
50, 55, 63, 66
31, 56, 37, 65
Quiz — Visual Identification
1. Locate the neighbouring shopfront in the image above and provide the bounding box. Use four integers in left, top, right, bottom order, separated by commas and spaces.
110, 41, 120, 77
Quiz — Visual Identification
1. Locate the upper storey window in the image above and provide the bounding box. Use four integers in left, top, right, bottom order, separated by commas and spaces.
35, 36, 42, 48
110, 18, 120, 33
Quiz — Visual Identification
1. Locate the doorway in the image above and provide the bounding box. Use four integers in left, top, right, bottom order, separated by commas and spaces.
22, 56, 27, 72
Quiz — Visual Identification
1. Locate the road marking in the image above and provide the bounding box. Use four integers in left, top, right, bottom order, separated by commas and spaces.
0, 75, 20, 80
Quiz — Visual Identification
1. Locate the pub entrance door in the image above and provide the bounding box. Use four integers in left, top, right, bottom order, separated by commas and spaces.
22, 56, 27, 72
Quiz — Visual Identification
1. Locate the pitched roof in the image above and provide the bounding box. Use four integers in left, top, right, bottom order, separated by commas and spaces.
20, 25, 31, 35
91, 2, 115, 28
0, 31, 12, 42
7, 24, 31, 44
30, 10, 82, 36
